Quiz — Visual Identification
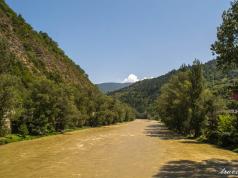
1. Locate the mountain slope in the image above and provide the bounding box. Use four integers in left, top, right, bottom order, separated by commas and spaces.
0, 1, 92, 90
97, 82, 132, 93
109, 70, 176, 116
110, 60, 238, 117
0, 0, 135, 137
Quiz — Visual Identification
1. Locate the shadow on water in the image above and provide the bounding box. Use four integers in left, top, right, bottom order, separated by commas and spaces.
146, 122, 238, 177
144, 123, 183, 140
144, 122, 233, 149
153, 159, 238, 178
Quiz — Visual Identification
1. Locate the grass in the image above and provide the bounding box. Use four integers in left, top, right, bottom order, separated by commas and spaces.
0, 127, 90, 145
0, 134, 37, 145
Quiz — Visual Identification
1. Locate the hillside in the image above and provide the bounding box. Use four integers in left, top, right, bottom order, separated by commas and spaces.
0, 0, 135, 138
0, 1, 93, 90
109, 70, 176, 116
110, 60, 238, 117
97, 82, 132, 93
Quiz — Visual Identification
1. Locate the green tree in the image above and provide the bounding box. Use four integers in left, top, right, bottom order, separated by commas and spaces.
190, 60, 205, 137
211, 1, 238, 147
157, 70, 192, 133
157, 60, 222, 137
205, 94, 224, 134
211, 1, 238, 68
0, 75, 24, 136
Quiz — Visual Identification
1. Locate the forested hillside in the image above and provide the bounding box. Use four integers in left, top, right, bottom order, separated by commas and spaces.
0, 0, 135, 140
109, 70, 176, 117
110, 59, 238, 118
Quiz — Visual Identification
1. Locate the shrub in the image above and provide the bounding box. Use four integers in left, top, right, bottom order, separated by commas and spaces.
218, 114, 235, 133
18, 124, 29, 137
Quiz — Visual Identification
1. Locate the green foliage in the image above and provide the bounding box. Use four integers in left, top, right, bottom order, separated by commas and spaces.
0, 73, 135, 137
18, 124, 29, 137
190, 60, 205, 136
157, 60, 224, 137
157, 70, 192, 133
218, 114, 235, 133
156, 60, 236, 147
0, 1, 135, 139
211, 1, 238, 69
111, 59, 238, 119
0, 134, 23, 145
110, 70, 176, 117
208, 114, 238, 147
0, 75, 25, 136
209, 1, 238, 148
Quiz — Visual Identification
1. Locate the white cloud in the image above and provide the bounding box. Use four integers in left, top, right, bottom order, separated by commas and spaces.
122, 74, 155, 83
123, 74, 139, 83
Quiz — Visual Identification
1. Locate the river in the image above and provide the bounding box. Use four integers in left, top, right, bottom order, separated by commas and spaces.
0, 119, 237, 178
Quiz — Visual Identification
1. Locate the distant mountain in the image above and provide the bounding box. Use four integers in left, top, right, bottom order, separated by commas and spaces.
97, 82, 132, 93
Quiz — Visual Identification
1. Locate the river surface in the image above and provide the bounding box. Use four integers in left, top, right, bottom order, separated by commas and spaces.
0, 119, 238, 178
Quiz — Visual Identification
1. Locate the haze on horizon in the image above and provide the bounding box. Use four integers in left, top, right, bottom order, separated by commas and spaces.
6, 0, 231, 84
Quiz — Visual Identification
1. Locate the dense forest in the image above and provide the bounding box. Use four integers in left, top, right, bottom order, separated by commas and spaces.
111, 1, 238, 150
0, 0, 135, 142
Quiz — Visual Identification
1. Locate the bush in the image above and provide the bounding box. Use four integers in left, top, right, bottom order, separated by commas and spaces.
219, 132, 234, 147
206, 114, 238, 147
218, 114, 235, 133
18, 124, 29, 137
207, 130, 220, 144
0, 137, 7, 145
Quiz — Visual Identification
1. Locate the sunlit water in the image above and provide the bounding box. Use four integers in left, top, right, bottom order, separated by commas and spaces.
0, 120, 237, 178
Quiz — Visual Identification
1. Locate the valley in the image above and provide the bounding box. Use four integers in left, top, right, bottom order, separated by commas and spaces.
0, 1, 238, 177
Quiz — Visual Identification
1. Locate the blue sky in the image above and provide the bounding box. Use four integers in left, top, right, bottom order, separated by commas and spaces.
6, 0, 231, 84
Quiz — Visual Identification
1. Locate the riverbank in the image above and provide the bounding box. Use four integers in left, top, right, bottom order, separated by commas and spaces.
196, 136, 238, 154
0, 127, 91, 145
0, 120, 135, 145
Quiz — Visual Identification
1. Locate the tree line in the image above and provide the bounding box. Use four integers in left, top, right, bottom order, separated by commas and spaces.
157, 1, 238, 149
0, 73, 135, 137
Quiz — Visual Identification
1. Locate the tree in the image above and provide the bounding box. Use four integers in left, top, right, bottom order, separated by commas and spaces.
190, 60, 204, 137
157, 70, 192, 133
211, 1, 238, 146
211, 1, 238, 69
0, 75, 24, 136
206, 94, 224, 134
157, 60, 221, 137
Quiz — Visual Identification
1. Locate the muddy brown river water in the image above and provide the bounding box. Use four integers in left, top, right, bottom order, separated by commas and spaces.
0, 119, 238, 178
